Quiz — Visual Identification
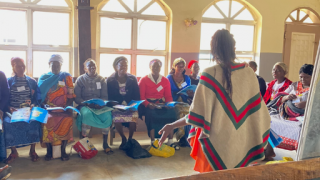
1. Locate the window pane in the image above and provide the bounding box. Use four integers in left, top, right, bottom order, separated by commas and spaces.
286, 18, 292, 22
299, 11, 307, 21
137, 0, 152, 12
0, 50, 26, 78
37, 0, 68, 7
33, 51, 70, 77
230, 1, 243, 17
215, 1, 229, 17
234, 9, 254, 20
200, 23, 226, 50
136, 55, 165, 77
101, 0, 128, 13
0, 10, 27, 45
138, 20, 166, 50
291, 10, 297, 20
100, 54, 131, 78
199, 60, 216, 73
0, 0, 21, 3
33, 12, 69, 45
141, 2, 166, 16
100, 17, 132, 49
230, 25, 254, 51
203, 5, 224, 19
122, 0, 134, 12
236, 55, 253, 63
304, 17, 313, 23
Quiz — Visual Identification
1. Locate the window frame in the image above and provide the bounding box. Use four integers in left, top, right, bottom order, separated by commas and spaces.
0, 0, 74, 77
96, 0, 170, 77
200, 0, 257, 62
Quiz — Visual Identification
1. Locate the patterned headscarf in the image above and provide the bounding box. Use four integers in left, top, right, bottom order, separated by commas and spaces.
299, 64, 314, 76
11, 57, 25, 67
274, 62, 288, 74
113, 56, 128, 71
49, 54, 63, 64
149, 59, 162, 68
172, 57, 186, 68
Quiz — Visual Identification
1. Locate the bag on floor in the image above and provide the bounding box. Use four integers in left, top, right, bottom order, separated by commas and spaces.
148, 139, 175, 158
72, 137, 98, 159
125, 139, 152, 159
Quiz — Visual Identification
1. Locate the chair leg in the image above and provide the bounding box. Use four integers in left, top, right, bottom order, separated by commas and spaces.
109, 128, 114, 146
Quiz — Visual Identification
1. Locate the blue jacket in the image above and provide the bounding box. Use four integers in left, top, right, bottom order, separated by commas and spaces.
167, 74, 191, 103
7, 75, 41, 107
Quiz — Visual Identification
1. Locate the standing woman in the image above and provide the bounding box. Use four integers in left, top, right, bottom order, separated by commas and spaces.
3, 57, 42, 163
38, 54, 75, 161
159, 29, 270, 172
139, 59, 176, 146
75, 58, 113, 154
107, 56, 140, 149
188, 60, 200, 86
263, 62, 292, 104
0, 71, 10, 162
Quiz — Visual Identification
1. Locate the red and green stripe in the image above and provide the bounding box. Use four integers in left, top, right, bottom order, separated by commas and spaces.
199, 138, 227, 170
230, 62, 246, 71
186, 112, 211, 134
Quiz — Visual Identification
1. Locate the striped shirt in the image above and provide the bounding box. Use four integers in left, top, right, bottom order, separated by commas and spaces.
10, 76, 31, 108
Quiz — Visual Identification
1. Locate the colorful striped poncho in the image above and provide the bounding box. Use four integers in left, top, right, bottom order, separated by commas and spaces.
187, 63, 271, 172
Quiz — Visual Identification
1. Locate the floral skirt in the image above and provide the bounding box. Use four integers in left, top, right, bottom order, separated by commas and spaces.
112, 110, 138, 128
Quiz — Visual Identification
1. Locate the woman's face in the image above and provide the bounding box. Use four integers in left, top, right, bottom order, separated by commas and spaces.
85, 61, 97, 76
116, 60, 128, 76
151, 62, 161, 76
13, 61, 25, 76
191, 63, 200, 75
50, 61, 61, 75
272, 65, 285, 79
299, 72, 312, 87
175, 62, 185, 74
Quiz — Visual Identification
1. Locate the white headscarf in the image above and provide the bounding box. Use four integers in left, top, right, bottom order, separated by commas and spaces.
49, 54, 63, 64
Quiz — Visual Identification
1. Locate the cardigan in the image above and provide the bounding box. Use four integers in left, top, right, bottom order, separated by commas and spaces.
167, 74, 191, 103
107, 73, 140, 104
139, 75, 173, 107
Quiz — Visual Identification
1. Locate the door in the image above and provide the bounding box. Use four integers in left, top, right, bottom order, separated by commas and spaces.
283, 23, 320, 82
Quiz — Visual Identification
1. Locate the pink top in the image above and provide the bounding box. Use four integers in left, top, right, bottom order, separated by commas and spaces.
138, 75, 173, 107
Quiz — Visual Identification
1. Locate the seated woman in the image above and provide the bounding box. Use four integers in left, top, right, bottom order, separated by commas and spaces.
139, 59, 177, 145
265, 64, 314, 159
188, 60, 200, 86
38, 54, 75, 161
167, 57, 192, 147
107, 56, 140, 150
263, 62, 292, 104
3, 57, 41, 164
75, 59, 113, 154
0, 71, 9, 162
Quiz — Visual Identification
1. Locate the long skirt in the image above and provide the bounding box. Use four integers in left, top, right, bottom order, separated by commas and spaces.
3, 116, 42, 148
0, 131, 6, 162
42, 111, 73, 145
144, 107, 178, 138
76, 106, 113, 131
112, 110, 139, 128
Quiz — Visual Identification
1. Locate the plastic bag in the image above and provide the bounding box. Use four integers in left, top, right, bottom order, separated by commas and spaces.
125, 139, 152, 159
148, 139, 175, 158
266, 157, 294, 164
72, 138, 98, 159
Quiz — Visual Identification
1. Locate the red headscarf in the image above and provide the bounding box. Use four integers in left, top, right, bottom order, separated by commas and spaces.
11, 57, 25, 67
188, 60, 198, 69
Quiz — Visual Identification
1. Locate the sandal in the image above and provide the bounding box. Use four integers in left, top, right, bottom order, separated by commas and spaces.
4, 153, 18, 164
45, 154, 53, 161
170, 143, 180, 151
104, 148, 114, 155
0, 165, 11, 180
29, 152, 40, 162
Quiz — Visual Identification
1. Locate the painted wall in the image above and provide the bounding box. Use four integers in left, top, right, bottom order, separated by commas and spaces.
90, 0, 320, 81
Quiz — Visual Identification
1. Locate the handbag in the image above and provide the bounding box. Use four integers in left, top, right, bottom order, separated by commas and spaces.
72, 138, 98, 159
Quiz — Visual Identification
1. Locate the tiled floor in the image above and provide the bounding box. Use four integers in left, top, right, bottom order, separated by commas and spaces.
3, 132, 297, 180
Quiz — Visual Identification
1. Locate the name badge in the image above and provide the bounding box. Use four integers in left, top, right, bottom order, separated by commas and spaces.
96, 82, 101, 89
181, 82, 187, 88
58, 81, 65, 86
157, 85, 163, 92
17, 86, 26, 92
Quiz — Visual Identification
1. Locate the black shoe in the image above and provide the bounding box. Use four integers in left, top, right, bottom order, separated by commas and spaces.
179, 137, 190, 147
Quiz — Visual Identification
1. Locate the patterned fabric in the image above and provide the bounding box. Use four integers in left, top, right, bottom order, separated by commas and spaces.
40, 73, 75, 145
76, 106, 113, 131
187, 63, 271, 171
263, 78, 292, 104
9, 76, 31, 108
296, 81, 309, 96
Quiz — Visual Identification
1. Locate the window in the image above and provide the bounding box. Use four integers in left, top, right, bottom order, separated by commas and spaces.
98, 0, 169, 77
0, 0, 72, 77
200, 0, 256, 67
286, 9, 320, 24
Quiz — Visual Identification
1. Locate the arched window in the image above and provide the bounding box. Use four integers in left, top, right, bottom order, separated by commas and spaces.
97, 0, 169, 77
0, 0, 73, 78
199, 0, 257, 70
286, 8, 320, 24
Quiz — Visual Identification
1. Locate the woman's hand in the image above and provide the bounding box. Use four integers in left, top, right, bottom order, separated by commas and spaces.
30, 104, 34, 110
147, 103, 156, 110
282, 94, 297, 102
186, 90, 194, 97
9, 107, 17, 114
295, 101, 307, 109
158, 123, 174, 147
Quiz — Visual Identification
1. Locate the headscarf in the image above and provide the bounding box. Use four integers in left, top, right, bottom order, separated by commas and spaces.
113, 56, 128, 71
273, 62, 288, 74
49, 54, 63, 64
172, 57, 186, 68
11, 57, 25, 67
149, 59, 162, 68
188, 60, 198, 69
299, 64, 314, 76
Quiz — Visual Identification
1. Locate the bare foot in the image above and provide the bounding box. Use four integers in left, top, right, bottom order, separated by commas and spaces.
4, 153, 19, 164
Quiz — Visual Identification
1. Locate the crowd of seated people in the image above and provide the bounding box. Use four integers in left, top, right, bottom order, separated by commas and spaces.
0, 46, 314, 173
